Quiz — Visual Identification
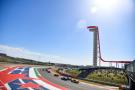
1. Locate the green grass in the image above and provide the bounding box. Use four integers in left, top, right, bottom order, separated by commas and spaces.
86, 69, 128, 85
66, 69, 128, 85
0, 55, 48, 65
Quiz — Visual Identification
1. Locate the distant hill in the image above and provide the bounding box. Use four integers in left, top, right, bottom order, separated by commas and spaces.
0, 53, 52, 65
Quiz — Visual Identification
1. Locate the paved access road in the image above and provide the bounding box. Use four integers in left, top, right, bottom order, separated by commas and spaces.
38, 68, 113, 90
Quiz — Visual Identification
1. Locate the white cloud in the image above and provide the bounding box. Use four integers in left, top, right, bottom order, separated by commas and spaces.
0, 45, 62, 63
0, 45, 90, 65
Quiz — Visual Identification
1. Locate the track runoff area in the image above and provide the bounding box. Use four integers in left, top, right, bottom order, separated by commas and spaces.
0, 66, 67, 90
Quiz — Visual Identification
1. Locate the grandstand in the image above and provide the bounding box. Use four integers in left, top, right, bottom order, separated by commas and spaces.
125, 60, 135, 90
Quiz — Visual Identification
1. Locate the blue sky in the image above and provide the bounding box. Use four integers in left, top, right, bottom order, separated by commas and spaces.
0, 0, 135, 65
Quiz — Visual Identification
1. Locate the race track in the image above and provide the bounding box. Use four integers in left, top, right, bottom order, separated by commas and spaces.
0, 66, 117, 90
38, 68, 112, 90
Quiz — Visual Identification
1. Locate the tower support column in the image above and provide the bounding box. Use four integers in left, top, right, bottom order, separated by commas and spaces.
87, 26, 98, 66
93, 30, 98, 66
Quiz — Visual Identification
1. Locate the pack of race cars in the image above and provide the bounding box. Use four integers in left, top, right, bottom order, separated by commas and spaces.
44, 68, 79, 84
61, 76, 79, 84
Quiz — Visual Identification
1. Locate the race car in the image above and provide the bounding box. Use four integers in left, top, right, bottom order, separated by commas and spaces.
46, 69, 51, 73
71, 79, 79, 84
61, 76, 71, 81
54, 74, 59, 77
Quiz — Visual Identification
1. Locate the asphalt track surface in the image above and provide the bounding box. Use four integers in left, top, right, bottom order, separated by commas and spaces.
38, 68, 109, 90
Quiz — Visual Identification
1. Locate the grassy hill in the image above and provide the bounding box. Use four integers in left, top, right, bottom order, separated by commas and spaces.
65, 69, 128, 86
0, 53, 50, 65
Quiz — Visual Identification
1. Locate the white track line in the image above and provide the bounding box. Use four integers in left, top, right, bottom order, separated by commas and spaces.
5, 83, 11, 90
29, 67, 61, 90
